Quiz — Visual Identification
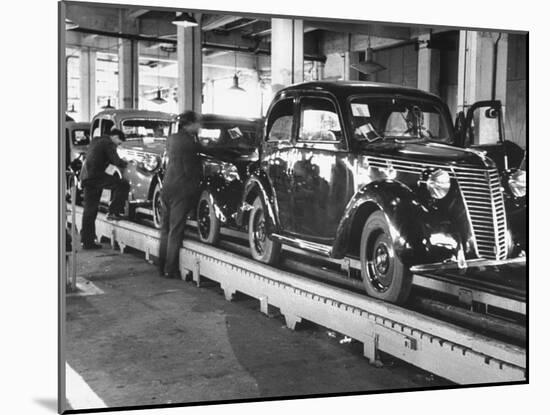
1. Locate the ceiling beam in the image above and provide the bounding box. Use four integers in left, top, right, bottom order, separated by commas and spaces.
305, 21, 411, 40
202, 15, 243, 31
126, 9, 150, 20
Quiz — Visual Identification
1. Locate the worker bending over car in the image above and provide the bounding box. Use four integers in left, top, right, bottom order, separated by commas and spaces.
80, 128, 130, 250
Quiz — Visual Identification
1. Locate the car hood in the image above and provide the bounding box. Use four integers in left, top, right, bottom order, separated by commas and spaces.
469, 141, 525, 172
360, 140, 492, 168
119, 140, 166, 155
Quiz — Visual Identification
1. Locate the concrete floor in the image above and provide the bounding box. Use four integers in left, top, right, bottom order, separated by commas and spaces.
64, 246, 451, 411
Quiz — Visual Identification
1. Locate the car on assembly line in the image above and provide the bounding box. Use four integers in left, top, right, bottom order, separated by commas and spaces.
89, 109, 175, 225
65, 121, 91, 202
98, 111, 262, 230
191, 114, 263, 243
213, 81, 526, 304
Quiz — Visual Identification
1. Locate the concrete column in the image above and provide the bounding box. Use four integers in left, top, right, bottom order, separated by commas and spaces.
118, 39, 139, 109
79, 47, 96, 121
417, 34, 440, 94
343, 51, 360, 81
271, 18, 304, 93
177, 16, 202, 114
457, 31, 508, 144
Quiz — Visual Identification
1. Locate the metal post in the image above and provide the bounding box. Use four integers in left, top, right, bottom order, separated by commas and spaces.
70, 174, 77, 289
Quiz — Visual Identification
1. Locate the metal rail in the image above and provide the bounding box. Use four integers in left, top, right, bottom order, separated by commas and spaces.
67, 206, 526, 384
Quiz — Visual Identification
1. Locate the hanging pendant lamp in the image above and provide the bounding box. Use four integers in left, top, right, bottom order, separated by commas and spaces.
351, 37, 386, 75
151, 89, 167, 105
102, 98, 114, 110
228, 50, 246, 92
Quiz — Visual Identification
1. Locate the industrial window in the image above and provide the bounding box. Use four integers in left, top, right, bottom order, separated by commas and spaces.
266, 98, 294, 142
298, 97, 342, 142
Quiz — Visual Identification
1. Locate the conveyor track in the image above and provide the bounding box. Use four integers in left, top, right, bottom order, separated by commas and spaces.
66, 206, 526, 384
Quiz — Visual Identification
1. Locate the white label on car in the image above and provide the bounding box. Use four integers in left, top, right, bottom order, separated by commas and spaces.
351, 103, 371, 117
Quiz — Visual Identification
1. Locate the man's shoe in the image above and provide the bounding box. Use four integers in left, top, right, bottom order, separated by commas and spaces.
82, 243, 102, 250
106, 213, 124, 221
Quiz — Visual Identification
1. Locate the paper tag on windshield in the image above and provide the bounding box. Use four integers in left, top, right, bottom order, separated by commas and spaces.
228, 127, 243, 139
351, 103, 371, 117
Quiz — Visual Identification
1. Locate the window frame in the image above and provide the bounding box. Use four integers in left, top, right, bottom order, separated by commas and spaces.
294, 93, 348, 151
265, 96, 296, 144
296, 95, 344, 145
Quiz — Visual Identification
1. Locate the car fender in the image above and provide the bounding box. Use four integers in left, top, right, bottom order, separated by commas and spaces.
236, 171, 279, 233
200, 176, 231, 223
332, 180, 463, 265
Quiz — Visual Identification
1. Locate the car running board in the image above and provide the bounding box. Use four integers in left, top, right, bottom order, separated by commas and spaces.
271, 234, 332, 257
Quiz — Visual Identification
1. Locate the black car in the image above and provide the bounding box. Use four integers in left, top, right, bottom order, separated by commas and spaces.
193, 115, 263, 243
220, 81, 526, 304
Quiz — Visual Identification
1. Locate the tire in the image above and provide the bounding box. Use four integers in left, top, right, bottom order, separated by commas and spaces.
248, 196, 281, 264
359, 211, 412, 304
152, 182, 164, 229
196, 190, 221, 245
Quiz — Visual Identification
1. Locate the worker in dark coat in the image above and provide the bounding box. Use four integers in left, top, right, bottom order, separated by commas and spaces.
158, 111, 202, 278
80, 128, 130, 249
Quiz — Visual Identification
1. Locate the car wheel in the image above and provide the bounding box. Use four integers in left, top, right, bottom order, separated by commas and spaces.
248, 196, 281, 264
359, 211, 412, 304
152, 182, 164, 229
197, 190, 221, 245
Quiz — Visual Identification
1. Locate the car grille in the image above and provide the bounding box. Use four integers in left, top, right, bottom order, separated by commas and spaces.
365, 157, 508, 260
453, 167, 508, 260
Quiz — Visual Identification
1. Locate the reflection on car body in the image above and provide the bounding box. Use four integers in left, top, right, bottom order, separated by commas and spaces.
221, 81, 527, 304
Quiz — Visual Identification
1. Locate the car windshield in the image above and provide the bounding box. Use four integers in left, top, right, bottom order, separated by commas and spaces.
198, 124, 259, 151
121, 119, 171, 141
349, 96, 452, 144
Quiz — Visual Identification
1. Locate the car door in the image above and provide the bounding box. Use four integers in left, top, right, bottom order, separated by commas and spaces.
457, 100, 524, 171
291, 94, 352, 241
261, 96, 297, 232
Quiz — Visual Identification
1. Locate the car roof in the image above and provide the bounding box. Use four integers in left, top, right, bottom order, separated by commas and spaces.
93, 109, 176, 121
278, 81, 442, 101
66, 121, 91, 129
200, 113, 262, 125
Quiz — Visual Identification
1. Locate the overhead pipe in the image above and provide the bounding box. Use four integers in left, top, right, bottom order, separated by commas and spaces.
72, 27, 327, 62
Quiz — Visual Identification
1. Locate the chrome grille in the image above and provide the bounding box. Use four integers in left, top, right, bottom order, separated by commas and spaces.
453, 167, 508, 260
364, 156, 508, 260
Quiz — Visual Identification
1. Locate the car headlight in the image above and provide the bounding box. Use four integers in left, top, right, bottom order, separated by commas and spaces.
508, 169, 526, 197
425, 169, 451, 199
142, 154, 160, 172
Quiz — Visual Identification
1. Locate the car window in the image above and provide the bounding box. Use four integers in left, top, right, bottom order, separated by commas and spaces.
298, 97, 341, 142
199, 125, 259, 150
350, 96, 452, 144
101, 119, 115, 135
267, 98, 294, 142
72, 129, 90, 146
91, 119, 100, 138
121, 119, 171, 141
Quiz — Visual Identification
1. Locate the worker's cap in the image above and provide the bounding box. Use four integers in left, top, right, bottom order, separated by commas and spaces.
109, 128, 126, 141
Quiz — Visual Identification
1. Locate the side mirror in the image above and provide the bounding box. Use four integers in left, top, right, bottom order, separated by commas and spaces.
485, 107, 499, 119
